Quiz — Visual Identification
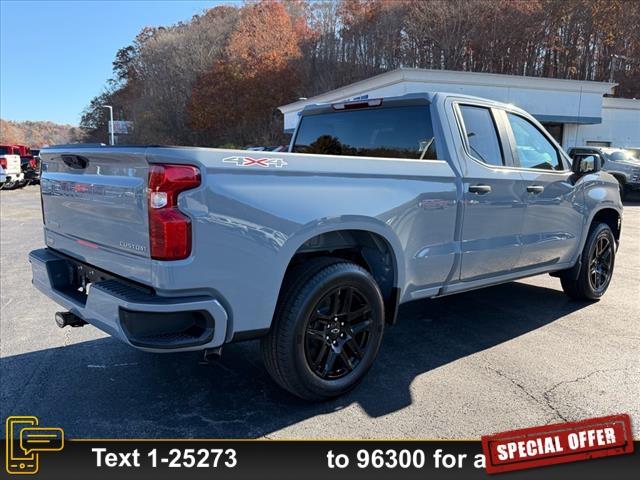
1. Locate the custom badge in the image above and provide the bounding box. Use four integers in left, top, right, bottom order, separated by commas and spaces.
222, 156, 288, 168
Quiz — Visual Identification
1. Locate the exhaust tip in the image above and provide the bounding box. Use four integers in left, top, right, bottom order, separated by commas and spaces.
199, 347, 222, 364
55, 311, 87, 328
54, 312, 67, 328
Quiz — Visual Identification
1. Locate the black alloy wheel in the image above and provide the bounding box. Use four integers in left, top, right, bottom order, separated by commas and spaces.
588, 234, 613, 293
261, 258, 385, 400
559, 222, 616, 300
304, 286, 373, 380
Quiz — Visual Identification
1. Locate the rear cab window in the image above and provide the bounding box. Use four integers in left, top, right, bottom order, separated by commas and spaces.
458, 105, 504, 166
293, 105, 437, 160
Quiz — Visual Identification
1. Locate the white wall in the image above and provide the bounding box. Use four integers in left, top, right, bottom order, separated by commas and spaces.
282, 69, 612, 133
281, 69, 638, 150
563, 98, 640, 149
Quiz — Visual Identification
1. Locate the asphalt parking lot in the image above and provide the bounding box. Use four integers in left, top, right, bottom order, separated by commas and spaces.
1, 185, 639, 439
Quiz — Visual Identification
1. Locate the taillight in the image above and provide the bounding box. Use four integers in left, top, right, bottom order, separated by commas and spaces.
29, 159, 37, 168
148, 164, 200, 260
0, 157, 6, 169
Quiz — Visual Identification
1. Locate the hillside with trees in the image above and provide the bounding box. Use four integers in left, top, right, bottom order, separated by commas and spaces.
0, 119, 84, 147
80, 0, 640, 148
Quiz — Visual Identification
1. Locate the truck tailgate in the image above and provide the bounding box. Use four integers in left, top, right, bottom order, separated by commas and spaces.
3, 155, 22, 175
40, 147, 152, 280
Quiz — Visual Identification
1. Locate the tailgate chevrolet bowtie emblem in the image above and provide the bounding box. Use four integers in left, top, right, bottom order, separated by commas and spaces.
223, 156, 288, 168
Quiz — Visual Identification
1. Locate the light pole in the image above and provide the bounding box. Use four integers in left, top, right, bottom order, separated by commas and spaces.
102, 105, 114, 145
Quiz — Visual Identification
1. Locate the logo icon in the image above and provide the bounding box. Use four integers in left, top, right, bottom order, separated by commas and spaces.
5, 416, 64, 475
222, 156, 288, 168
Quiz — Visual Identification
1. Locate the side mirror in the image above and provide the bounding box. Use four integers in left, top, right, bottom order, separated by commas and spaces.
572, 153, 601, 174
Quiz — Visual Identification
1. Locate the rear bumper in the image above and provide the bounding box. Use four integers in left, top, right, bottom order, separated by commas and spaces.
4, 172, 24, 182
29, 248, 228, 352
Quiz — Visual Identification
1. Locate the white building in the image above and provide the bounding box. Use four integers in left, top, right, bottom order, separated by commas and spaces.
279, 68, 640, 150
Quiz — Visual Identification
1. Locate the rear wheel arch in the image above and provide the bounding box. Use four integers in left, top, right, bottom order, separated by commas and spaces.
279, 229, 402, 325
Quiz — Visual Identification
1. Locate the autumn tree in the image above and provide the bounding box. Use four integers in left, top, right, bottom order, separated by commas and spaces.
0, 119, 84, 147
188, 1, 306, 146
81, 0, 639, 147
81, 6, 239, 145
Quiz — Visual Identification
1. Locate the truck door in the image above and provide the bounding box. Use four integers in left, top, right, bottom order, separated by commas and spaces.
455, 103, 526, 281
502, 112, 583, 269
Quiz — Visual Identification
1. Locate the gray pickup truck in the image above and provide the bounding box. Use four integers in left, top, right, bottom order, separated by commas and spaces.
568, 146, 640, 199
29, 93, 623, 400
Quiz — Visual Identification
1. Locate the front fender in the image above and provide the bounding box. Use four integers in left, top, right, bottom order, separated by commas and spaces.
572, 172, 623, 260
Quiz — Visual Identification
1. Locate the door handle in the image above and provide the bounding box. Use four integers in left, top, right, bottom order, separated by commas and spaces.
468, 184, 492, 195
526, 185, 545, 194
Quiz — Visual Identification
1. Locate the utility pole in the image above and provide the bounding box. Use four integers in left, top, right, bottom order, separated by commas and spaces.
103, 105, 114, 145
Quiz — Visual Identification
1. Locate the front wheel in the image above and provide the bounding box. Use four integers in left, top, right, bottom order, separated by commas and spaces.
560, 223, 616, 300
261, 259, 385, 401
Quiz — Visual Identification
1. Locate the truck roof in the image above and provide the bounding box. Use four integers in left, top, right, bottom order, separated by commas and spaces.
299, 92, 524, 117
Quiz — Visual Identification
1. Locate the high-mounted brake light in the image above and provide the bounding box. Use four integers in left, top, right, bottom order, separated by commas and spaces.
332, 98, 383, 110
148, 164, 200, 260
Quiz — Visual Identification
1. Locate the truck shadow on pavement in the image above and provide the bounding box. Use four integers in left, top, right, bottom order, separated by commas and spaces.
1, 281, 589, 438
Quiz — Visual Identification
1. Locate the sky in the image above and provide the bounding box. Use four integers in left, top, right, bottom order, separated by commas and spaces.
1, 0, 232, 125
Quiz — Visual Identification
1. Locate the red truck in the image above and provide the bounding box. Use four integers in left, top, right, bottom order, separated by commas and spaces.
15, 144, 40, 185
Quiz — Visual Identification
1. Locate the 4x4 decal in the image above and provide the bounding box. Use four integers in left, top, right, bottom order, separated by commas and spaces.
222, 156, 288, 168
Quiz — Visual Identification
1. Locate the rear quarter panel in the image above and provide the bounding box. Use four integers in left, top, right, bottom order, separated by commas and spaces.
147, 147, 459, 338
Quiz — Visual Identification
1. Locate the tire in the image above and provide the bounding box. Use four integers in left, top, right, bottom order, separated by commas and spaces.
2, 181, 19, 190
560, 223, 616, 300
261, 258, 385, 401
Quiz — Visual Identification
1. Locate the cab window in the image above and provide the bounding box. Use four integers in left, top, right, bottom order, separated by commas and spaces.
507, 113, 563, 170
293, 105, 437, 160
458, 105, 504, 166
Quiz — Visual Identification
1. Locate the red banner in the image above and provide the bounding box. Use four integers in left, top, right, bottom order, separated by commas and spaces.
482, 414, 634, 474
